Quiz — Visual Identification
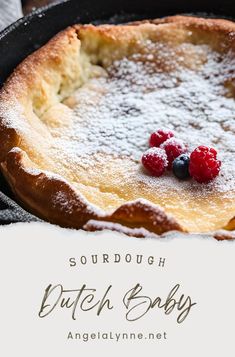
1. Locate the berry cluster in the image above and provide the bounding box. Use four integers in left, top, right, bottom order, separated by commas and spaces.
142, 129, 221, 183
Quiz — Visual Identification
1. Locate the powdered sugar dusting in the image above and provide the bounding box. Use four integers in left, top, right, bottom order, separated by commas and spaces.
142, 147, 168, 164
48, 41, 235, 198
161, 138, 187, 152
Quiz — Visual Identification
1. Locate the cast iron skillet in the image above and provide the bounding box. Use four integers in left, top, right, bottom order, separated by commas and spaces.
1, 0, 235, 85
0, 0, 234, 223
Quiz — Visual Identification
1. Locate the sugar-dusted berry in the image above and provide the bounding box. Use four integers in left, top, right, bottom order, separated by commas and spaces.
160, 138, 187, 169
149, 129, 174, 148
189, 146, 221, 183
142, 147, 168, 177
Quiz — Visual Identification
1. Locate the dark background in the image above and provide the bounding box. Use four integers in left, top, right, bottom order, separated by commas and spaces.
22, 0, 55, 14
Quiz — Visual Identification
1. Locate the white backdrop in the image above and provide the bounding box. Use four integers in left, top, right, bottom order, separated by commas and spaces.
0, 222, 234, 356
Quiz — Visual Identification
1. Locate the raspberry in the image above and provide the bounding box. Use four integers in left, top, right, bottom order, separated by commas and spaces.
142, 147, 168, 176
160, 138, 187, 169
189, 146, 221, 183
149, 129, 174, 148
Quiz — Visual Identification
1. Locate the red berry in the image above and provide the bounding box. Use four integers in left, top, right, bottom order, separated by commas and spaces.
142, 147, 168, 176
189, 146, 221, 183
149, 129, 174, 147
160, 138, 187, 169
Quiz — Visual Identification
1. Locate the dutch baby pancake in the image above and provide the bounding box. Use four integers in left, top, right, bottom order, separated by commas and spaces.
0, 15, 235, 237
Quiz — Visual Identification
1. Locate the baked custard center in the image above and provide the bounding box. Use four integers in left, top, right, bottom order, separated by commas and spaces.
42, 42, 235, 233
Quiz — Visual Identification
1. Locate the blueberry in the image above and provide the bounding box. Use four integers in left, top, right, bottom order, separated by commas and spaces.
172, 154, 190, 179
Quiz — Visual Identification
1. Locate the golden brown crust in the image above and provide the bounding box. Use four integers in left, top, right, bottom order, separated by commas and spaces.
0, 16, 235, 238
2, 148, 181, 234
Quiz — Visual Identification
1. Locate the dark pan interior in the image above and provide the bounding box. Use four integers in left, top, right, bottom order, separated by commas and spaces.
0, 0, 235, 85
0, 0, 234, 222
